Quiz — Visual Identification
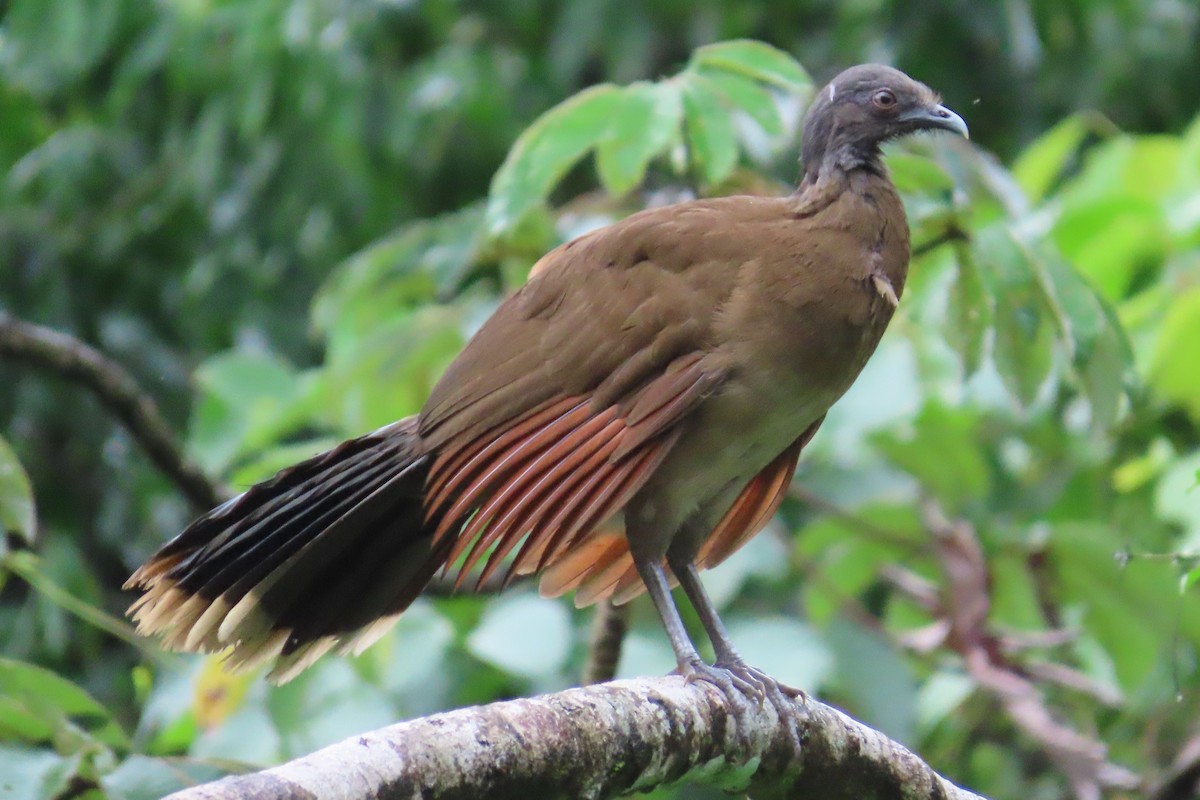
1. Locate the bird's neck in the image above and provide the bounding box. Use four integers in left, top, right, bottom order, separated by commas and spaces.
793, 145, 887, 217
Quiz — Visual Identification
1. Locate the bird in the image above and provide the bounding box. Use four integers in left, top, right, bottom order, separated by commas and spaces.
126, 64, 967, 711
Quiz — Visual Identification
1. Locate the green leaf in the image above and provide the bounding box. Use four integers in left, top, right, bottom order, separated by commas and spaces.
993, 288, 1055, 408
0, 658, 129, 751
826, 619, 916, 742
871, 402, 991, 512
976, 228, 1056, 407
693, 68, 784, 138
1052, 196, 1166, 300
945, 245, 991, 378
1063, 135, 1183, 206
314, 204, 484, 334
0, 436, 37, 552
466, 593, 572, 679
690, 40, 810, 92
681, 77, 739, 186
1051, 524, 1186, 690
1184, 563, 1200, 594
796, 504, 925, 624
1012, 115, 1090, 204
885, 152, 956, 194
1155, 451, 1200, 536
227, 438, 341, 489
486, 84, 624, 236
595, 82, 683, 196
187, 350, 306, 473
915, 671, 975, 733
1033, 254, 1134, 428
1149, 286, 1200, 422
266, 661, 396, 756
316, 305, 466, 433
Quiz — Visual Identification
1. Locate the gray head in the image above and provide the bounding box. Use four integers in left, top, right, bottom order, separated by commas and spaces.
800, 64, 968, 184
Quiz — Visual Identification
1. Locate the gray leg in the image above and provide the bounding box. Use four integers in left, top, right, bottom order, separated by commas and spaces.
630, 555, 702, 669
668, 555, 742, 664
631, 553, 766, 748
668, 554, 806, 754
669, 555, 805, 698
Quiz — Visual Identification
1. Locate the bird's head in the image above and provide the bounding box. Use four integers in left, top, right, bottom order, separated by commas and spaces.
801, 64, 968, 184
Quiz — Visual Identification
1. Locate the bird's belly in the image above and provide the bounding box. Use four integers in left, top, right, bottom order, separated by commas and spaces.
628, 370, 828, 541
631, 287, 894, 542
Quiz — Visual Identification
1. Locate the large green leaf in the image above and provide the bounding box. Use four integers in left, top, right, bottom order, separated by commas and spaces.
975, 228, 1057, 408
486, 84, 624, 236
826, 619, 917, 743
1012, 114, 1091, 204
1149, 286, 1200, 421
187, 350, 307, 473
871, 402, 991, 512
0, 658, 129, 751
0, 746, 69, 800
313, 204, 484, 335
1052, 196, 1166, 300
693, 68, 785, 138
1051, 524, 1196, 690
595, 82, 683, 196
945, 244, 991, 378
681, 77, 739, 186
690, 40, 810, 92
1032, 252, 1135, 428
102, 754, 230, 800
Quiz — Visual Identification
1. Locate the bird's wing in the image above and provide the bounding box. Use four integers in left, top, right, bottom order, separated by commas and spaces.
417, 197, 792, 587
537, 417, 823, 607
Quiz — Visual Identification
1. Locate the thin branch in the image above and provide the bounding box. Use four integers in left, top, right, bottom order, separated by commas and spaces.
1152, 733, 1200, 800
790, 483, 921, 549
915, 498, 1138, 798
0, 312, 224, 511
912, 224, 969, 258
583, 600, 628, 684
164, 676, 987, 800
0, 313, 534, 600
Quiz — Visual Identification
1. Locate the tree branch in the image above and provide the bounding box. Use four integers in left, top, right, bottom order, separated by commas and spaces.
0, 312, 224, 510
166, 677, 985, 800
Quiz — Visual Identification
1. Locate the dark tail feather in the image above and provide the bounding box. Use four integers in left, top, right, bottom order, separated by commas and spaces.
125, 417, 443, 682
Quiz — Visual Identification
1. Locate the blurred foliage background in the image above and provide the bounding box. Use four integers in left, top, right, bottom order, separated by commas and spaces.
2, 1, 1200, 798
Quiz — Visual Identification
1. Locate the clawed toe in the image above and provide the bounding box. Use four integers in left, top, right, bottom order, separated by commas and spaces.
675, 659, 806, 755
712, 659, 806, 755
720, 660, 805, 701
680, 660, 756, 702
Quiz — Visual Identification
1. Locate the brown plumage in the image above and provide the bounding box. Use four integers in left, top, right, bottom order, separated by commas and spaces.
127, 63, 967, 690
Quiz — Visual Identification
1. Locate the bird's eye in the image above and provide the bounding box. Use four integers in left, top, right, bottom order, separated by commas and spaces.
872, 89, 897, 110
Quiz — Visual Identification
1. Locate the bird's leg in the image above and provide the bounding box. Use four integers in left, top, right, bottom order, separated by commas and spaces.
669, 556, 804, 697
630, 555, 760, 723
668, 555, 806, 753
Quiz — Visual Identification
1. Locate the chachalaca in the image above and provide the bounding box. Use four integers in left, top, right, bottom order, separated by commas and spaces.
127, 65, 967, 712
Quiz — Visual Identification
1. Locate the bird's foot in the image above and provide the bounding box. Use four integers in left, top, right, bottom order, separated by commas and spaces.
713, 657, 805, 756
715, 658, 805, 700
675, 658, 807, 755
675, 658, 763, 750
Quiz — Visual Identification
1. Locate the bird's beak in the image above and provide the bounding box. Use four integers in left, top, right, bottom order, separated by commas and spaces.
901, 104, 969, 140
